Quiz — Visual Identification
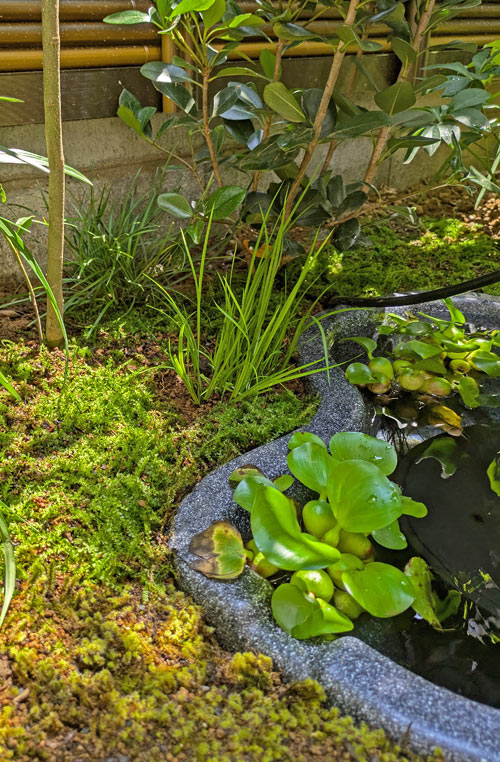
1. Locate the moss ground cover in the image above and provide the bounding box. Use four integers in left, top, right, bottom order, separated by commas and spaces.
0, 325, 445, 761
297, 217, 500, 301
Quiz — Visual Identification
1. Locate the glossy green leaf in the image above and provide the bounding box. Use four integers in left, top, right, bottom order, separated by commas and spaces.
372, 519, 407, 549
400, 496, 428, 518
188, 521, 246, 579
204, 186, 246, 220
259, 49, 279, 80
333, 112, 390, 140
251, 486, 340, 570
487, 454, 500, 498
103, 10, 151, 23
449, 88, 490, 111
327, 460, 403, 533
263, 83, 306, 123
404, 556, 441, 627
157, 192, 193, 219
171, 0, 216, 16
117, 105, 144, 136
233, 474, 275, 512
333, 218, 361, 249
375, 81, 416, 115
457, 375, 480, 408
302, 89, 337, 137
343, 336, 377, 358
329, 433, 397, 476
273, 22, 319, 41
273, 474, 294, 492
344, 362, 377, 385
288, 432, 326, 451
271, 583, 353, 638
211, 66, 265, 80
343, 562, 415, 617
391, 37, 417, 68
402, 339, 443, 359
229, 464, 265, 485
202, 0, 225, 27
468, 350, 500, 377
287, 442, 336, 495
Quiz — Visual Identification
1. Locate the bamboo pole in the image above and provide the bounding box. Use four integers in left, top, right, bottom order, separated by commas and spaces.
42, 0, 65, 346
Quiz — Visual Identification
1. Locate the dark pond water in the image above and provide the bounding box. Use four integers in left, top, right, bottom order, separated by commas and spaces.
351, 423, 500, 708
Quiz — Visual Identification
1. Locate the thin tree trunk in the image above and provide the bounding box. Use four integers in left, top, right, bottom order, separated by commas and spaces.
284, 0, 360, 217
364, 0, 436, 186
42, 0, 65, 347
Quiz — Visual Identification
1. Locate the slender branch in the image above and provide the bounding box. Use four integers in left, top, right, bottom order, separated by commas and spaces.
284, 0, 360, 217
5, 237, 43, 343
42, 0, 65, 347
320, 140, 338, 175
364, 0, 436, 186
252, 40, 285, 192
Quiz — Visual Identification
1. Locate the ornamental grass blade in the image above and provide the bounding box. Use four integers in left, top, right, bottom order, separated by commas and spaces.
0, 502, 15, 628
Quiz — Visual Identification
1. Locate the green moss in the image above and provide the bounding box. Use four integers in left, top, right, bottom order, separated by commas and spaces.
296, 217, 500, 299
0, 313, 446, 762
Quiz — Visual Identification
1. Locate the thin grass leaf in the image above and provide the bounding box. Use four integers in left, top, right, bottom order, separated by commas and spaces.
0, 502, 15, 628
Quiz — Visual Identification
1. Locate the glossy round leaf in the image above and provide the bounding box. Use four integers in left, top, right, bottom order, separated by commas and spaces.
205, 186, 246, 220
343, 562, 415, 617
263, 83, 306, 123
329, 432, 397, 475
271, 583, 353, 639
251, 485, 340, 570
345, 362, 376, 385
327, 460, 402, 533
288, 432, 326, 451
157, 193, 193, 219
371, 519, 407, 550
287, 442, 336, 495
233, 474, 275, 512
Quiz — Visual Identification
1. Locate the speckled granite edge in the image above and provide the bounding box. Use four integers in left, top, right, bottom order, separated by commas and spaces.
171, 293, 500, 762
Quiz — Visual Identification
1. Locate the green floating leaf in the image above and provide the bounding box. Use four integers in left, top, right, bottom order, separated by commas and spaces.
271, 583, 353, 639
157, 192, 193, 219
404, 557, 441, 627
345, 362, 377, 385
229, 464, 265, 486
372, 519, 407, 549
288, 432, 327, 451
287, 442, 336, 495
233, 474, 275, 512
328, 460, 402, 533
402, 340, 443, 359
468, 350, 500, 377
273, 474, 294, 492
342, 336, 377, 358
329, 432, 397, 476
415, 436, 459, 479
189, 521, 246, 579
487, 454, 500, 498
263, 83, 306, 123
400, 496, 427, 518
343, 562, 415, 618
204, 185, 246, 220
251, 486, 340, 571
457, 376, 480, 408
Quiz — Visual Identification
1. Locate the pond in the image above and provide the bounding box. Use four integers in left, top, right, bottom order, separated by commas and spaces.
172, 294, 500, 761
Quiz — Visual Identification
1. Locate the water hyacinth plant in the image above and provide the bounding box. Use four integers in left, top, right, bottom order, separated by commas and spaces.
189, 431, 460, 639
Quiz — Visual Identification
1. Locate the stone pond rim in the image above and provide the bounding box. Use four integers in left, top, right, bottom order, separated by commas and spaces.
171, 293, 500, 762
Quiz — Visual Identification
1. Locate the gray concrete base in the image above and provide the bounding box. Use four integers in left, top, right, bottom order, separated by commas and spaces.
171, 293, 500, 762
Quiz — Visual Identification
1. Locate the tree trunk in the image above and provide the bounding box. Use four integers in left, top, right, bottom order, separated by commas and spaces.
42, 0, 65, 347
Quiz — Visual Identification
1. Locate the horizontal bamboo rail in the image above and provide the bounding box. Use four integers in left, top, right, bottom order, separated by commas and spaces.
0, 0, 150, 21
0, 45, 160, 70
0, 22, 156, 45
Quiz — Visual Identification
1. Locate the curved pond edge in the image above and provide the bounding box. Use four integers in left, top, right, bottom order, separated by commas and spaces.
171, 293, 500, 762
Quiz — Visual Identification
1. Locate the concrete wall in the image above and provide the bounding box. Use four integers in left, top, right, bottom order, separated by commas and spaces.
0, 53, 464, 290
